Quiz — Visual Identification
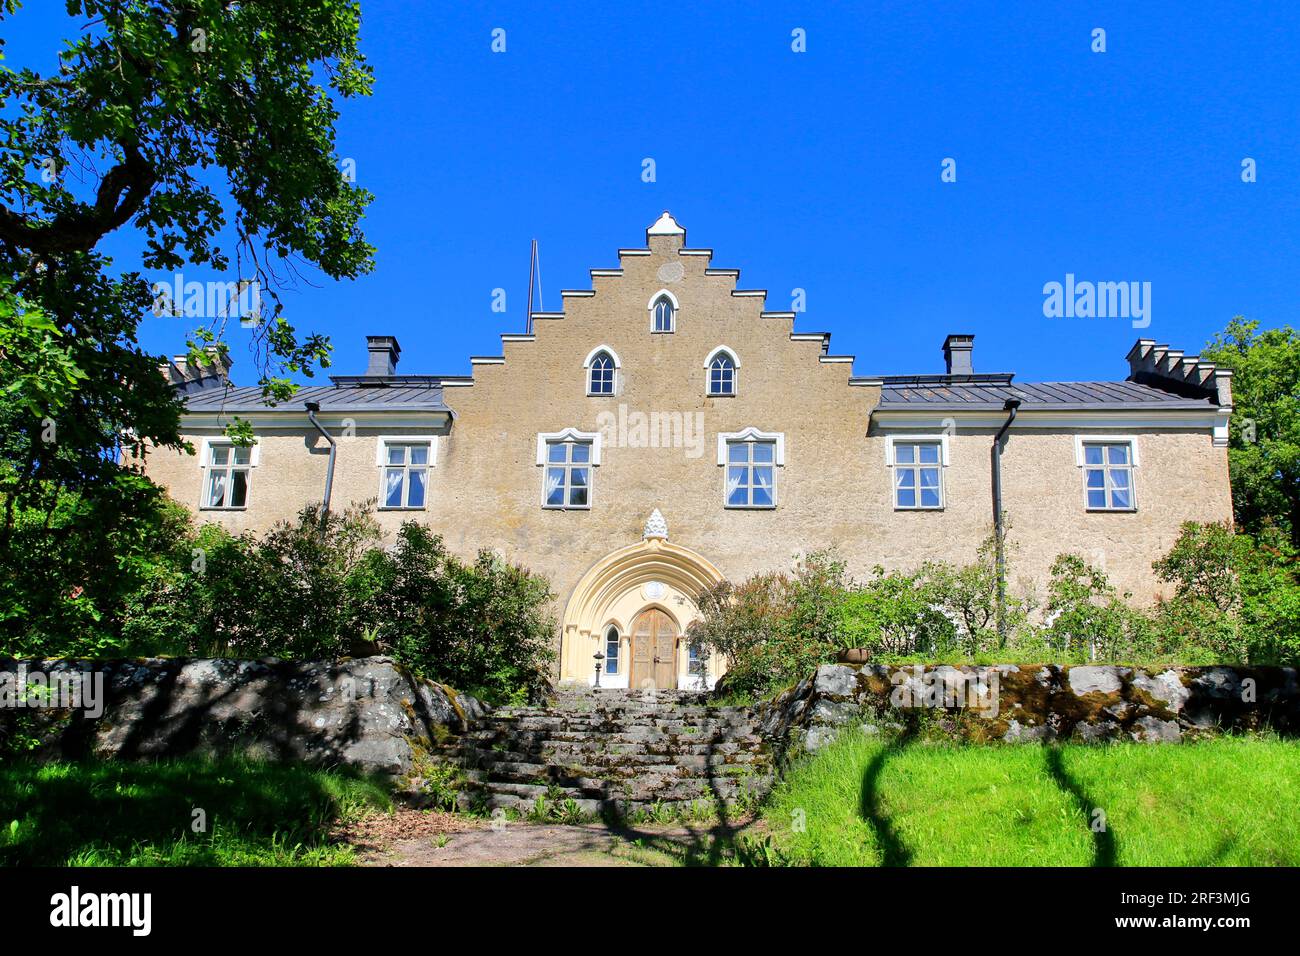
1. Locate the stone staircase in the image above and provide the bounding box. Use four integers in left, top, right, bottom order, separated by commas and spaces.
437, 688, 774, 818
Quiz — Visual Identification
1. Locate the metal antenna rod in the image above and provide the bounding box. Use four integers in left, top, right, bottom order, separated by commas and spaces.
525, 238, 537, 334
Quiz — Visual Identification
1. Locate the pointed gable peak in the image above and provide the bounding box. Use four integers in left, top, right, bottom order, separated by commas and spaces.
647, 210, 686, 239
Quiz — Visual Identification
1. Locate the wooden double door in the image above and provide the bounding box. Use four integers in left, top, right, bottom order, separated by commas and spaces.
629, 608, 677, 690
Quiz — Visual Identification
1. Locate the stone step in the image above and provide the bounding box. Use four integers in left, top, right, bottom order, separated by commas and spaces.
454, 738, 764, 759
464, 721, 763, 736
544, 690, 713, 704
431, 692, 776, 820
483, 712, 759, 728
444, 738, 767, 760
497, 704, 757, 719
458, 775, 769, 806
454, 751, 769, 779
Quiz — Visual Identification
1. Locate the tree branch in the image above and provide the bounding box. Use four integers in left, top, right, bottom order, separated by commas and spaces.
0, 141, 155, 256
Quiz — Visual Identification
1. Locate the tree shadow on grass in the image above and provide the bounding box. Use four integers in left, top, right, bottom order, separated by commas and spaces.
1044, 745, 1118, 867
0, 757, 387, 866
859, 728, 915, 867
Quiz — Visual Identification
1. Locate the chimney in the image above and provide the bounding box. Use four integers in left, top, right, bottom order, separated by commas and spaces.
943, 334, 974, 376
366, 335, 401, 377
159, 347, 231, 392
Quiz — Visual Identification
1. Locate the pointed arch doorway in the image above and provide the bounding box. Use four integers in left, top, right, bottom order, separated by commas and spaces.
630, 607, 678, 691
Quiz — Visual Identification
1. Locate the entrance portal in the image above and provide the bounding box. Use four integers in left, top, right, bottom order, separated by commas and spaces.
558, 527, 727, 687
630, 608, 677, 690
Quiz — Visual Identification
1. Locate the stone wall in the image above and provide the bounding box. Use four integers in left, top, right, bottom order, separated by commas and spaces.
758, 663, 1300, 757
0, 656, 483, 778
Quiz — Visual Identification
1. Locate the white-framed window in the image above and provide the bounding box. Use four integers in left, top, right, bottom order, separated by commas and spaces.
717, 428, 784, 509
884, 434, 949, 511
201, 439, 255, 509
604, 625, 621, 675
892, 441, 943, 509
687, 641, 704, 676
725, 440, 776, 508
589, 353, 615, 394
377, 437, 435, 509
1076, 437, 1137, 511
583, 345, 621, 396
537, 428, 601, 510
649, 289, 678, 333
704, 346, 739, 396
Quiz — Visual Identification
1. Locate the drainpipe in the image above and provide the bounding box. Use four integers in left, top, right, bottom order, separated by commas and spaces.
304, 401, 336, 514
991, 397, 1021, 645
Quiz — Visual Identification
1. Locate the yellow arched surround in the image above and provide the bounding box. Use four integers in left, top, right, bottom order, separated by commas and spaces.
559, 538, 726, 686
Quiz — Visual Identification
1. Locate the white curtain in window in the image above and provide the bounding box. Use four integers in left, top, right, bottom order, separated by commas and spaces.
754, 468, 771, 491
545, 470, 563, 500
725, 469, 742, 499
385, 468, 404, 505
209, 472, 227, 507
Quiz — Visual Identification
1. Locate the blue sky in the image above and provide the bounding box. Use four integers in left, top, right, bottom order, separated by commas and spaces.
7, 1, 1299, 383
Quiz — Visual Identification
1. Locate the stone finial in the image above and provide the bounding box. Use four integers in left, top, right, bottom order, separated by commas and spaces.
643, 508, 668, 541
647, 210, 685, 238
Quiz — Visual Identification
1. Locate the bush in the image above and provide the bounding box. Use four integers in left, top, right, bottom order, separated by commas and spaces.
120, 502, 556, 703
1042, 553, 1154, 662
690, 551, 847, 699
0, 472, 195, 658
349, 522, 556, 703
1153, 521, 1300, 665
837, 567, 955, 657
691, 524, 1300, 691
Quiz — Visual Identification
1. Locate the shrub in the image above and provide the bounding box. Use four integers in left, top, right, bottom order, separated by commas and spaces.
917, 535, 1029, 655
350, 522, 555, 703
0, 473, 196, 658
690, 551, 848, 699
1153, 521, 1300, 665
693, 523, 1300, 691
1043, 553, 1153, 662
837, 567, 955, 657
120, 502, 556, 703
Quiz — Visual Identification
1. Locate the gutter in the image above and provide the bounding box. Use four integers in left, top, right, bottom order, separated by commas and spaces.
304, 401, 336, 513
991, 397, 1020, 644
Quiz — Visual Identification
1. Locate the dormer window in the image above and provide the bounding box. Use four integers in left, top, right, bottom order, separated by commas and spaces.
583, 345, 621, 396
705, 347, 739, 396
649, 290, 678, 333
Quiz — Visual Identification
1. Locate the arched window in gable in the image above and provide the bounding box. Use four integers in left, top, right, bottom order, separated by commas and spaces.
583, 345, 621, 396
651, 294, 676, 333
589, 352, 615, 394
704, 346, 740, 396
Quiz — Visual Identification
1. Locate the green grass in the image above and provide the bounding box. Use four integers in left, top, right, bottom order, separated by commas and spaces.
0, 757, 391, 866
758, 732, 1300, 866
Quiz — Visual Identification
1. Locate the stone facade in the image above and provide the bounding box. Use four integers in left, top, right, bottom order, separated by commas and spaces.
138, 212, 1234, 686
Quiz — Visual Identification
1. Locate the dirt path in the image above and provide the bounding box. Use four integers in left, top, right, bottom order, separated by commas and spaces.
348, 808, 761, 867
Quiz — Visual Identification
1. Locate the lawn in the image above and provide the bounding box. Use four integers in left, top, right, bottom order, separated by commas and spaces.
0, 757, 391, 866
756, 732, 1300, 866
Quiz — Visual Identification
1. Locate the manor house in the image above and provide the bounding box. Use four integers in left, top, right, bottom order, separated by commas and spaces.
142, 213, 1234, 689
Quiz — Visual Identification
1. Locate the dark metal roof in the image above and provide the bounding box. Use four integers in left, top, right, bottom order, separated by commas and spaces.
878, 377, 1217, 411
183, 379, 450, 415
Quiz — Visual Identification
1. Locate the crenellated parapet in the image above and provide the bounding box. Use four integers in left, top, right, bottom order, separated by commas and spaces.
1126, 338, 1233, 408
